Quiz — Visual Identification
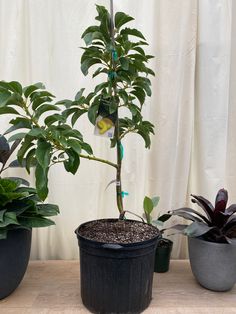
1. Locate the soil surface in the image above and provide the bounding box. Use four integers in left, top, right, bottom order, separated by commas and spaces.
78, 219, 160, 244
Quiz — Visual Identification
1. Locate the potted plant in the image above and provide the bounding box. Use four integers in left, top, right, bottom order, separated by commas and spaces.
0, 3, 159, 313
169, 189, 236, 291
0, 135, 59, 299
143, 196, 172, 273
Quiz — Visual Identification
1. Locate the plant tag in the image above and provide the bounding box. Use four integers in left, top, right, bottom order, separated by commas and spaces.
94, 98, 117, 138
94, 115, 115, 138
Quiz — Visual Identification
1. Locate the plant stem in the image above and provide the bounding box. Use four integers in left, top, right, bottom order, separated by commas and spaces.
79, 154, 117, 169
109, 0, 124, 215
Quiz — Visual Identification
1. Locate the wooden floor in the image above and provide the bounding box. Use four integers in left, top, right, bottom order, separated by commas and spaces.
0, 260, 236, 314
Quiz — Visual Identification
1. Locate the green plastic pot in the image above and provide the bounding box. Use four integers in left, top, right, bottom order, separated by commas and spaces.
154, 238, 173, 273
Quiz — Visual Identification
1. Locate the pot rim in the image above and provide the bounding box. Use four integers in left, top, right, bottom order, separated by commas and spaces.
188, 236, 236, 247
75, 218, 160, 247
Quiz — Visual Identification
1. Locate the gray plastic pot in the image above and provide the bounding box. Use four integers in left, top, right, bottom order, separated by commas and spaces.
188, 237, 236, 291
0, 228, 32, 299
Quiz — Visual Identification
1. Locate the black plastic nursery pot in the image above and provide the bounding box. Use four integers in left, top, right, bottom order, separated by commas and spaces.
154, 238, 173, 273
75, 219, 160, 314
0, 228, 32, 299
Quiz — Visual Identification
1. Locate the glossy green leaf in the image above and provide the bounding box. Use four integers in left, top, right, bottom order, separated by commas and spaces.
36, 139, 51, 170
8, 133, 26, 142
81, 58, 103, 76
23, 82, 45, 98
0, 107, 19, 115
143, 196, 154, 215
152, 196, 160, 207
35, 104, 59, 119
36, 204, 59, 216
67, 139, 81, 155
0, 90, 11, 107
35, 163, 49, 200
115, 12, 134, 29
120, 57, 129, 70
120, 28, 146, 40
4, 118, 32, 135
63, 149, 80, 174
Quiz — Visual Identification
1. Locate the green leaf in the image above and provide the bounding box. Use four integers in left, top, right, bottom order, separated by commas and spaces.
82, 26, 100, 38
8, 81, 23, 94
35, 104, 59, 119
23, 82, 45, 98
67, 139, 81, 155
0, 209, 7, 222
75, 88, 85, 101
17, 136, 34, 164
81, 58, 103, 76
137, 129, 151, 148
36, 204, 59, 216
95, 5, 109, 22
71, 109, 87, 126
62, 128, 83, 141
27, 128, 44, 137
6, 176, 29, 187
143, 196, 154, 215
92, 67, 108, 78
0, 81, 22, 94
0, 212, 19, 227
36, 139, 51, 169
115, 12, 134, 29
130, 87, 146, 106
8, 132, 26, 142
152, 196, 160, 207
44, 114, 66, 126
5, 117, 32, 135
25, 148, 37, 173
32, 97, 53, 110
0, 90, 11, 107
18, 216, 55, 228
81, 143, 93, 155
0, 107, 19, 115
120, 57, 129, 70
120, 28, 146, 40
94, 82, 108, 94
132, 46, 145, 55
100, 14, 110, 42
88, 103, 99, 125
83, 32, 104, 46
35, 163, 49, 200
63, 149, 80, 174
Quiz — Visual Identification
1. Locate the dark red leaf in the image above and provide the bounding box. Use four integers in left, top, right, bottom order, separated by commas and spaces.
225, 204, 236, 215
191, 194, 214, 222
215, 188, 228, 212
222, 216, 236, 233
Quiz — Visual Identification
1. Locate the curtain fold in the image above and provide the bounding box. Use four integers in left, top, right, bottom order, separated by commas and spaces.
0, 0, 234, 259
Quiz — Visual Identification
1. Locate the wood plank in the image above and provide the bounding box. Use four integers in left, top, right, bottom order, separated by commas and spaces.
0, 260, 235, 313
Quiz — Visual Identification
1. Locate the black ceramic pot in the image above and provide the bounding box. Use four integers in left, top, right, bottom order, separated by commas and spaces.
0, 228, 32, 299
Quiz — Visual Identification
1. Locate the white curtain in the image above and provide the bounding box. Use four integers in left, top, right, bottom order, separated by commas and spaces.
0, 0, 234, 259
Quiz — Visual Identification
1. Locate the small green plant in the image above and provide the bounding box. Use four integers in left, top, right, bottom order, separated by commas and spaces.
0, 135, 59, 239
0, 5, 156, 217
143, 195, 171, 229
169, 189, 236, 243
